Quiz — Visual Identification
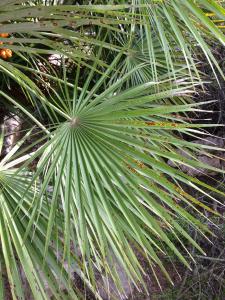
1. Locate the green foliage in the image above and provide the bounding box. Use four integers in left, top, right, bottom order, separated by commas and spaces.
0, 0, 225, 299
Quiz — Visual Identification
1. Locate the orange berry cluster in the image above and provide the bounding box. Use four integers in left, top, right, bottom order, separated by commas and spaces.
0, 33, 12, 59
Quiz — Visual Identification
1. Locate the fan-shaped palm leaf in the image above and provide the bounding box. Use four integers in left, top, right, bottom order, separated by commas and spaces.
5, 62, 223, 297
0, 1, 225, 299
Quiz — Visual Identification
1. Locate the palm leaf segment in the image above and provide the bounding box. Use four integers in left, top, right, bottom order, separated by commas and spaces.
0, 129, 87, 299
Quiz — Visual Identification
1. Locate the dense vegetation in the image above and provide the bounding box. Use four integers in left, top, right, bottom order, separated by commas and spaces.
0, 1, 225, 299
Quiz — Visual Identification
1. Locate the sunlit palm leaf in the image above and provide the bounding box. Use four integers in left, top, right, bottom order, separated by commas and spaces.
0, 132, 96, 299
0, 1, 225, 299
9, 67, 223, 297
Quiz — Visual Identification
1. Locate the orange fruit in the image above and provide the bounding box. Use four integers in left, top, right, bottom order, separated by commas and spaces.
0, 33, 9, 38
0, 49, 7, 59
0, 42, 3, 45
5, 49, 12, 58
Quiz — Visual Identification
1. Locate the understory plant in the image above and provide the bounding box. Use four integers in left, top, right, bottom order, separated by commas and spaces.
0, 0, 225, 299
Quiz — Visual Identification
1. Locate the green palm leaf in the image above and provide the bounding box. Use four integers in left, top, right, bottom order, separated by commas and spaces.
0, 1, 225, 298
9, 69, 223, 297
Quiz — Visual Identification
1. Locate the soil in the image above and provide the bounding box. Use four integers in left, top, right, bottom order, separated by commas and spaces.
128, 257, 184, 300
